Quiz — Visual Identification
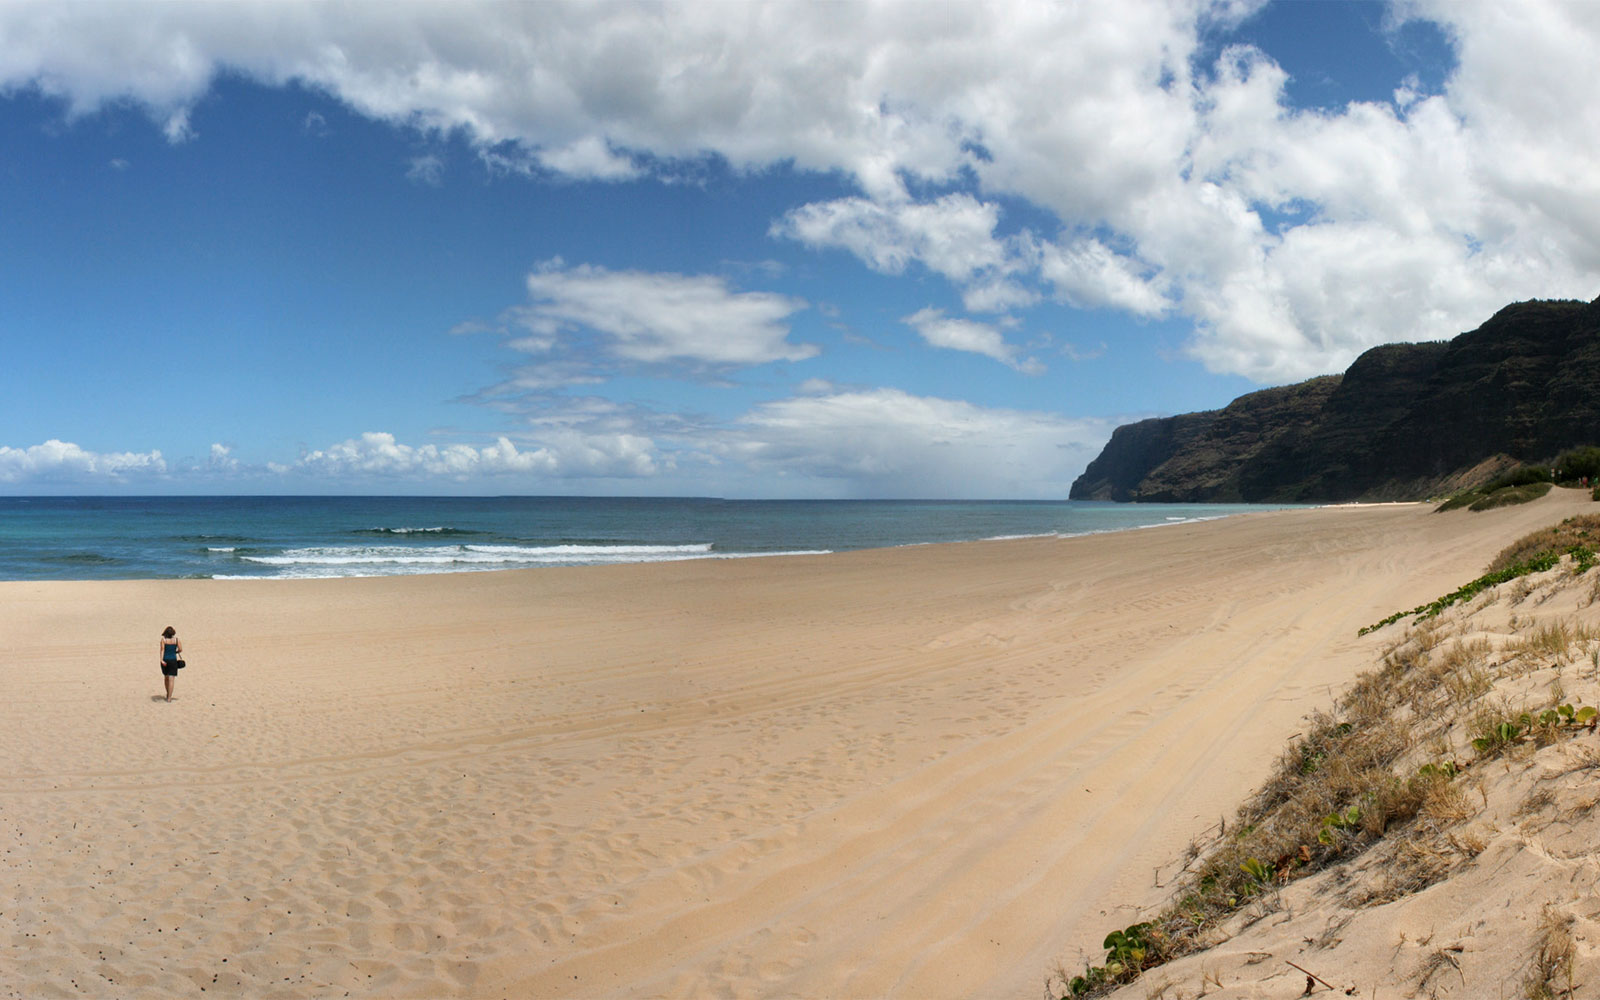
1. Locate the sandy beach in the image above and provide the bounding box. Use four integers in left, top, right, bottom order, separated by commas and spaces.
5, 491, 1591, 999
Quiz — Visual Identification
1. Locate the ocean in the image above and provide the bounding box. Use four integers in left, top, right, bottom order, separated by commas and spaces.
0, 496, 1299, 581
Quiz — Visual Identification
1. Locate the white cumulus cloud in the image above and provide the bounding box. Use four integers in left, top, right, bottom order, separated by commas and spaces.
518, 261, 814, 367
293, 431, 655, 480
531, 136, 641, 181
2, 0, 1598, 385
0, 440, 167, 483
206, 443, 240, 472
733, 388, 1113, 498
773, 193, 1033, 312
902, 307, 1042, 374
1034, 238, 1168, 318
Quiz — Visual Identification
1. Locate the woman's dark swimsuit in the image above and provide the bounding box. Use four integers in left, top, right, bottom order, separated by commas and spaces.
161, 640, 182, 677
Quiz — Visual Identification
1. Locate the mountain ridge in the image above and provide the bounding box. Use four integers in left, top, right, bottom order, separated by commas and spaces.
1070, 295, 1600, 503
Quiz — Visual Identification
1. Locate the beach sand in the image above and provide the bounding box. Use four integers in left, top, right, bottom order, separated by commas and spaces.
4, 491, 1590, 999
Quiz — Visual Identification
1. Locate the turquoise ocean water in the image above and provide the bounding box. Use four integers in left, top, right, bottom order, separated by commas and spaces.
0, 496, 1299, 581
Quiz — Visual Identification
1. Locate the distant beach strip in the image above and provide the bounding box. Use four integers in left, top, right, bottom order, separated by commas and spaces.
0, 496, 1305, 580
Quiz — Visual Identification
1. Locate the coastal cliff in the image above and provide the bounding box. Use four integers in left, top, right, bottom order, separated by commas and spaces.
1070, 295, 1600, 502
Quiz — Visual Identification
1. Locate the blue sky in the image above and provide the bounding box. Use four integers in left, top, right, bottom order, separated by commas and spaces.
1, 0, 1596, 497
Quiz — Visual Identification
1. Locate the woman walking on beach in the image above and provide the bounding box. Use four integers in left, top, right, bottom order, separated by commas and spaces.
158, 626, 184, 702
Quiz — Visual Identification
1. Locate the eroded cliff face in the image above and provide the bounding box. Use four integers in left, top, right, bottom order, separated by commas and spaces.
1070, 296, 1600, 503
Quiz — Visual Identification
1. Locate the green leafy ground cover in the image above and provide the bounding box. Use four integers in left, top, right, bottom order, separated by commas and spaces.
1360, 515, 1600, 636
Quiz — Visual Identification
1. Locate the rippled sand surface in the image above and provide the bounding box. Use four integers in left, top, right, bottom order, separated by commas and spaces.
5, 492, 1585, 998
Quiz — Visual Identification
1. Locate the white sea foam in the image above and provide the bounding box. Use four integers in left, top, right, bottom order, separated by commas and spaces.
224, 542, 830, 579
243, 543, 713, 566
1126, 514, 1229, 530
207, 546, 236, 553
1036, 513, 1233, 542
466, 543, 716, 557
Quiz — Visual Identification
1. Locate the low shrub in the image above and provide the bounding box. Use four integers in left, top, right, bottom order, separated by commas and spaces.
1555, 446, 1600, 484
1469, 482, 1551, 510
1486, 465, 1554, 491
1436, 489, 1482, 512
1437, 478, 1553, 513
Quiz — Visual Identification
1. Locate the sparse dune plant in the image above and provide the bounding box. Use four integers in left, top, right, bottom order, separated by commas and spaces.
1488, 516, 1600, 573
1363, 519, 1600, 636
1569, 545, 1596, 574
1057, 535, 1600, 999
1434, 638, 1494, 707
1525, 906, 1578, 1000
1519, 621, 1574, 662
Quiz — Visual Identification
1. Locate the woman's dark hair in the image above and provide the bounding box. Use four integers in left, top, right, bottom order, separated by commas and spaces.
162, 626, 176, 638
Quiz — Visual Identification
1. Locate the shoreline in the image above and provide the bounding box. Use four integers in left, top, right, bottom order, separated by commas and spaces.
5, 491, 1588, 998
6, 502, 1279, 585
0, 496, 1308, 583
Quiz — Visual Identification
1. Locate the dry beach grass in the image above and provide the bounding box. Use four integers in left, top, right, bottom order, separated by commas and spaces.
1089, 494, 1600, 999
3, 490, 1593, 998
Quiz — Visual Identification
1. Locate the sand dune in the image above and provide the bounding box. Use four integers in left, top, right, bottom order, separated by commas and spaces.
1099, 493, 1600, 999
4, 491, 1589, 998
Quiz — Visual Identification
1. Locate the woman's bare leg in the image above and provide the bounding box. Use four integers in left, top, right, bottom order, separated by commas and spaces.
164, 675, 174, 702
